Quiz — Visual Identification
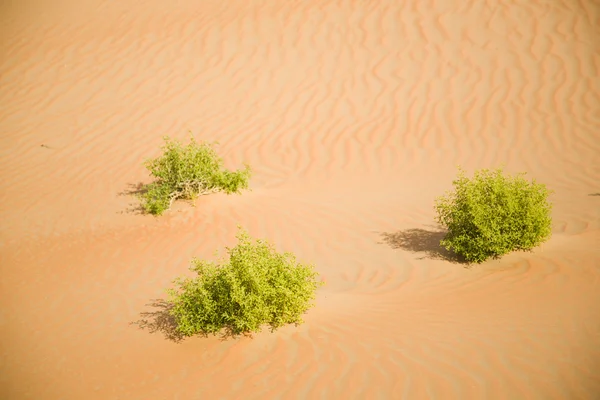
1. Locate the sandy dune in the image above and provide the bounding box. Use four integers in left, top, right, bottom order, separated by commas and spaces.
1, 0, 599, 398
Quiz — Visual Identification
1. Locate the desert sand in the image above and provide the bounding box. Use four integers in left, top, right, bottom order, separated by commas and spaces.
1, 0, 599, 399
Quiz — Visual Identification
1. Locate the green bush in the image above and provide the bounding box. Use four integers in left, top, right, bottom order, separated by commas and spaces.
139, 136, 251, 215
166, 227, 323, 337
434, 167, 553, 263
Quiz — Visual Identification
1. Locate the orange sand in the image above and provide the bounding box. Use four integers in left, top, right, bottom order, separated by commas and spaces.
1, 1, 599, 399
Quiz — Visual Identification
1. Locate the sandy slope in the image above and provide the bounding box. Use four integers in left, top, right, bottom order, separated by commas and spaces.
1, 0, 599, 399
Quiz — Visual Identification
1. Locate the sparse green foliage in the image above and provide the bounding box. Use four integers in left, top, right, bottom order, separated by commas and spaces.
435, 167, 553, 263
167, 228, 323, 337
139, 136, 251, 215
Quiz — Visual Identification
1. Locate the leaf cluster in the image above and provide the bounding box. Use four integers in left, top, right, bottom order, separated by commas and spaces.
167, 228, 323, 337
435, 167, 553, 263
139, 136, 251, 215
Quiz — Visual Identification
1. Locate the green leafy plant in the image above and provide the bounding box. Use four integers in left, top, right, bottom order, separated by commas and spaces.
167, 227, 323, 337
434, 167, 553, 263
139, 136, 251, 215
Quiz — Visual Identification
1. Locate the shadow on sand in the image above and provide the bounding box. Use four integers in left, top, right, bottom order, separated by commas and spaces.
378, 228, 467, 264
131, 299, 253, 342
130, 299, 186, 343
117, 182, 148, 215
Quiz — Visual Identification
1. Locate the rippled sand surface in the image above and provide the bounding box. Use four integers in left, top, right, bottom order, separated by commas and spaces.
1, 1, 599, 399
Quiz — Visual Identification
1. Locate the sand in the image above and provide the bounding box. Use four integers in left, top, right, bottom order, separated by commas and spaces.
1, 0, 599, 398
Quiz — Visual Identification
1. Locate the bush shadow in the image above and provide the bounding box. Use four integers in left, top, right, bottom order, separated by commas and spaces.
130, 299, 252, 342
118, 182, 148, 215
589, 193, 600, 197
130, 299, 185, 343
378, 228, 467, 264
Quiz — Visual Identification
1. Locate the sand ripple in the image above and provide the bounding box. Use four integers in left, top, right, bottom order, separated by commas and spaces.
1, 0, 599, 399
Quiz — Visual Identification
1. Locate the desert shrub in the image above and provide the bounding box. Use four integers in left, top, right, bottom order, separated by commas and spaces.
434, 167, 553, 263
139, 136, 251, 215
166, 227, 323, 337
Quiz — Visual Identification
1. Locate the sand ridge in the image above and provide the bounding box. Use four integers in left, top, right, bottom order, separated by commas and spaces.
1, 0, 599, 399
